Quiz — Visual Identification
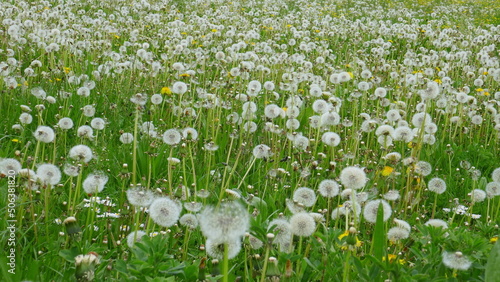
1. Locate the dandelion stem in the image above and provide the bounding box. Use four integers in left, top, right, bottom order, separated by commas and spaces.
132, 107, 140, 188
222, 242, 229, 282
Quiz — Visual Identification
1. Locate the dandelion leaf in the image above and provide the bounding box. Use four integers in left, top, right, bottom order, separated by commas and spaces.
485, 241, 500, 282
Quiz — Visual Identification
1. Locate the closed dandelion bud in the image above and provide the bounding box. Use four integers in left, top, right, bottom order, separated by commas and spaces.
64, 216, 81, 236
211, 259, 221, 276
198, 258, 206, 281
266, 257, 280, 277
75, 252, 100, 281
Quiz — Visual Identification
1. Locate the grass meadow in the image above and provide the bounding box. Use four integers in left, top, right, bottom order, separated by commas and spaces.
1, 0, 500, 281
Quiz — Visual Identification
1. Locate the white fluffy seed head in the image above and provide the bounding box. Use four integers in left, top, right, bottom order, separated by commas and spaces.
149, 197, 181, 227
293, 187, 317, 207
442, 251, 472, 271
318, 179, 340, 198
290, 213, 316, 237
199, 201, 249, 241
339, 166, 367, 189
363, 199, 392, 223
69, 145, 93, 163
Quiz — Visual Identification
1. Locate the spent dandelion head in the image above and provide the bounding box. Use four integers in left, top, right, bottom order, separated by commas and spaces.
199, 201, 249, 241
290, 212, 316, 237
339, 166, 367, 190
293, 187, 316, 207
149, 197, 181, 227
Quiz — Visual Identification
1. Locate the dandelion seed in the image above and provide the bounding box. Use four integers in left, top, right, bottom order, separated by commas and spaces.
491, 167, 500, 182
199, 201, 249, 241
252, 144, 272, 159
428, 177, 446, 194
130, 93, 148, 105
182, 127, 198, 141
383, 190, 400, 201
442, 251, 471, 271
149, 197, 181, 227
19, 113, 33, 124
34, 126, 55, 143
290, 212, 316, 237
126, 186, 154, 207
162, 129, 181, 145
318, 179, 340, 198
425, 219, 448, 229
58, 117, 74, 130
339, 166, 367, 190
206, 237, 242, 260
286, 198, 306, 214
127, 231, 147, 248
387, 227, 410, 241
0, 158, 22, 175
172, 81, 188, 94
63, 164, 80, 177
90, 118, 106, 130
77, 125, 94, 139
37, 164, 61, 186
82, 172, 108, 194
414, 161, 432, 176
179, 213, 199, 229
293, 187, 316, 207
82, 105, 96, 117
268, 218, 292, 245
69, 145, 93, 163
486, 182, 500, 198
469, 189, 486, 203
363, 199, 392, 223
320, 112, 341, 127
119, 133, 134, 144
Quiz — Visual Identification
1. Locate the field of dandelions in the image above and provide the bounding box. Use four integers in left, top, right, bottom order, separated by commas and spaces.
1, 0, 500, 281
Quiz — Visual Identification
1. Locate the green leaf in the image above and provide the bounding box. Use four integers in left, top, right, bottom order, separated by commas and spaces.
371, 202, 386, 261
59, 247, 80, 263
485, 241, 500, 282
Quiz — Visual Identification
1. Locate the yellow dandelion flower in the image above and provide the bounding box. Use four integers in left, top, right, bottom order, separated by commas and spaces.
381, 166, 394, 177
180, 73, 190, 77
63, 67, 71, 74
490, 236, 498, 243
282, 107, 288, 112
338, 230, 349, 240
476, 88, 484, 92
161, 87, 172, 95
12, 139, 20, 143
434, 79, 442, 84
348, 72, 354, 78
211, 29, 217, 32
483, 92, 490, 96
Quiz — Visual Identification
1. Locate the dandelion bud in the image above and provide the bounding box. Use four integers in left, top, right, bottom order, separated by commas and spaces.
63, 216, 82, 236
266, 257, 280, 277
75, 252, 100, 281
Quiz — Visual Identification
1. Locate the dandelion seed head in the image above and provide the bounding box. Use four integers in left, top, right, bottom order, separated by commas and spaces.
339, 166, 367, 189
149, 197, 181, 227
428, 177, 446, 194
69, 145, 93, 163
387, 226, 410, 241
179, 213, 199, 229
199, 201, 249, 240
442, 251, 472, 271
34, 126, 55, 143
290, 213, 316, 237
318, 179, 340, 198
126, 186, 154, 207
206, 237, 242, 260
127, 231, 147, 248
37, 163, 61, 186
293, 187, 316, 207
363, 199, 392, 223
